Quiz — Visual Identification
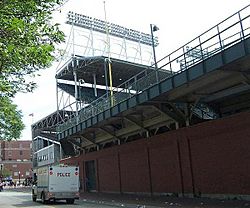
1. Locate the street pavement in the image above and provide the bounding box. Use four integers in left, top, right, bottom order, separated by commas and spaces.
1, 186, 250, 208
0, 188, 122, 208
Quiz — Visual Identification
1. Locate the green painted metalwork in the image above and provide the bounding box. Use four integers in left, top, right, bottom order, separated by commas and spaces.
57, 4, 250, 134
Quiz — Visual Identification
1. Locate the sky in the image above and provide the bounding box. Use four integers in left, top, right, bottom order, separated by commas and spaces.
14, 0, 250, 140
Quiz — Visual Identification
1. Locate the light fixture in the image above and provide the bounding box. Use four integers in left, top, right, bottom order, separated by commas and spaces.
66, 11, 159, 47
152, 25, 159, 32
150, 24, 159, 69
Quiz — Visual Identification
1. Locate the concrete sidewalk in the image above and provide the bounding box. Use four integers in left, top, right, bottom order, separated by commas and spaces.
79, 192, 250, 208
4, 186, 250, 207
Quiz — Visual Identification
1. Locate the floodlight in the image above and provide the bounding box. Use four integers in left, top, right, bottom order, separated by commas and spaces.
66, 11, 159, 47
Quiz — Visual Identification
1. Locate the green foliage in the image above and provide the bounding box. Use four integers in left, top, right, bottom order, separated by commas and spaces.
0, 96, 24, 140
0, 0, 66, 140
0, 0, 65, 96
1, 166, 12, 178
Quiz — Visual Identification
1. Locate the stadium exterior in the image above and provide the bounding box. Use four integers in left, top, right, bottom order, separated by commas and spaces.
32, 5, 250, 200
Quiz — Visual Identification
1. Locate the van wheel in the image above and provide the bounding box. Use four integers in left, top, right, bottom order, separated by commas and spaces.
66, 199, 75, 204
32, 195, 37, 202
41, 193, 47, 204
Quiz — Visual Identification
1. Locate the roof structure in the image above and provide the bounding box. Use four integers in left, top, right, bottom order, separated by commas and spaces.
32, 4, 250, 157
55, 4, 250, 156
56, 56, 159, 87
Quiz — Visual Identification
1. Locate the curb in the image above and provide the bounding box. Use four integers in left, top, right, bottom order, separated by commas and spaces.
80, 197, 162, 208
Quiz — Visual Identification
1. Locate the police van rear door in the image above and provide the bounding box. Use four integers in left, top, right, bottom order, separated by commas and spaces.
48, 166, 79, 193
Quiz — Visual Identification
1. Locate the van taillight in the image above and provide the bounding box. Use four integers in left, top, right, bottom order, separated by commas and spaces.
48, 192, 54, 197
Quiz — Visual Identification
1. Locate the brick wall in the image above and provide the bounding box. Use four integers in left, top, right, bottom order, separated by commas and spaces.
187, 112, 250, 195
149, 133, 183, 194
97, 148, 120, 192
1, 140, 31, 161
62, 112, 250, 196
3, 162, 32, 180
0, 140, 32, 182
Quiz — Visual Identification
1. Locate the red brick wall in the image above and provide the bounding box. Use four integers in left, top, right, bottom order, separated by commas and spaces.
62, 112, 250, 196
119, 140, 151, 193
0, 140, 32, 182
97, 148, 120, 192
3, 162, 32, 180
149, 133, 183, 194
187, 112, 250, 195
1, 140, 31, 161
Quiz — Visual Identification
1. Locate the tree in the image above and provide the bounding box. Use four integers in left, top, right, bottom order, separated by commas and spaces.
0, 96, 24, 140
1, 166, 12, 178
0, 0, 66, 140
0, 0, 65, 96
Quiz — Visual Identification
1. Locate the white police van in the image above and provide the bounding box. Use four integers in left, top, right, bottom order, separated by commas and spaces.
32, 165, 79, 204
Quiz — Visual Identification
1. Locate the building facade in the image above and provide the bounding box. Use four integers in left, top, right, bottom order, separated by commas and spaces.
32, 4, 250, 200
0, 140, 32, 184
62, 111, 250, 199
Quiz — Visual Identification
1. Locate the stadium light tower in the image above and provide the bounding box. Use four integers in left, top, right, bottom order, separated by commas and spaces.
66, 11, 159, 47
150, 24, 159, 69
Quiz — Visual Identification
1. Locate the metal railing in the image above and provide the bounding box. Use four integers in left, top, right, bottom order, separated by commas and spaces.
57, 4, 250, 133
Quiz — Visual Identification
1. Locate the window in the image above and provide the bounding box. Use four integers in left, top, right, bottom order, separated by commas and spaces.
19, 143, 23, 148
43, 155, 48, 161
50, 152, 54, 160
20, 150, 23, 156
25, 171, 30, 176
8, 151, 12, 157
14, 172, 18, 176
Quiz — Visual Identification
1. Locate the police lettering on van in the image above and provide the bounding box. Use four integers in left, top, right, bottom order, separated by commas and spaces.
56, 173, 70, 177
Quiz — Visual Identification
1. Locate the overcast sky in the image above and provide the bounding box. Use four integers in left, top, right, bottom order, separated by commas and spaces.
14, 0, 250, 140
